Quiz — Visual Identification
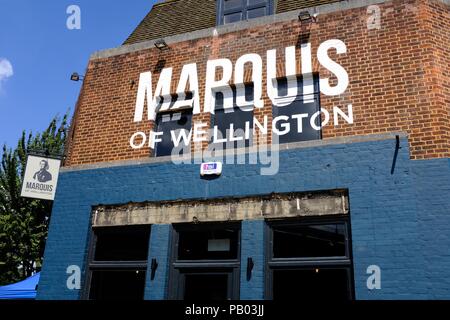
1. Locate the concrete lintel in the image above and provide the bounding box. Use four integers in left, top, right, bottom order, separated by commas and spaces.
92, 190, 349, 226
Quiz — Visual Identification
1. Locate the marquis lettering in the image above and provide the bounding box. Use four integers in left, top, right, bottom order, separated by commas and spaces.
26, 182, 53, 192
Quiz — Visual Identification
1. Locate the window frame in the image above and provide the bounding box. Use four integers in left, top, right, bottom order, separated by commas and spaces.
264, 216, 355, 300
153, 108, 193, 158
210, 83, 255, 150
217, 0, 274, 25
211, 105, 254, 151
271, 74, 322, 144
82, 225, 151, 300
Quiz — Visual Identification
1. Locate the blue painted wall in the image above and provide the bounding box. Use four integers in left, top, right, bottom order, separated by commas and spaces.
240, 220, 265, 299
144, 224, 171, 300
412, 159, 450, 298
37, 136, 450, 300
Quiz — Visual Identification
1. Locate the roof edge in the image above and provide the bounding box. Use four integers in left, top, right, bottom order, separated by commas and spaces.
90, 0, 389, 60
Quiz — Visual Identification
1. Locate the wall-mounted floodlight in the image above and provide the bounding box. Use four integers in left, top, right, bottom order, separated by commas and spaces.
70, 72, 84, 82
298, 11, 317, 24
154, 39, 169, 50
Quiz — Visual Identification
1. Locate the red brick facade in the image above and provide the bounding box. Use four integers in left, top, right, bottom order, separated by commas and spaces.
65, 0, 449, 166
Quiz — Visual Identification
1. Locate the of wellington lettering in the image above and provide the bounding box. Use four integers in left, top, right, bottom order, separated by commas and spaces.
131, 39, 354, 149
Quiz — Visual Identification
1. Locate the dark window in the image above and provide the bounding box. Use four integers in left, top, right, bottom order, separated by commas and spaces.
272, 75, 321, 144
178, 227, 240, 260
84, 225, 151, 300
218, 0, 273, 25
88, 270, 146, 300
247, 6, 266, 19
272, 268, 351, 301
266, 217, 353, 300
183, 272, 231, 301
224, 12, 242, 24
94, 226, 150, 261
154, 109, 192, 157
211, 85, 254, 150
272, 223, 347, 258
169, 223, 241, 300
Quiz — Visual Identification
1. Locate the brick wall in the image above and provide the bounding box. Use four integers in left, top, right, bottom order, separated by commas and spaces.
64, 0, 449, 166
417, 0, 450, 159
413, 158, 450, 298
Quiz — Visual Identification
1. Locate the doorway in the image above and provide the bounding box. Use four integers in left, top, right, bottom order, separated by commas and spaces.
168, 222, 241, 300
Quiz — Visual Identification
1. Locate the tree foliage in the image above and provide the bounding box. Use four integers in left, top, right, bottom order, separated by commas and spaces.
0, 114, 68, 285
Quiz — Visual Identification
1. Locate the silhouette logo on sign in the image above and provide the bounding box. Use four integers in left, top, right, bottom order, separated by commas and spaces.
33, 160, 52, 183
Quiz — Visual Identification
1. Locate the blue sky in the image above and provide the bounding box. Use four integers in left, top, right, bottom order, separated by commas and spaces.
0, 0, 158, 153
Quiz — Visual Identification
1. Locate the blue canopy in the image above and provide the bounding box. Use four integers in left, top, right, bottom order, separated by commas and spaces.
0, 273, 40, 299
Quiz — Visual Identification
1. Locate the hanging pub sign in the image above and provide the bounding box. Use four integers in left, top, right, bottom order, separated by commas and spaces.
20, 155, 61, 201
